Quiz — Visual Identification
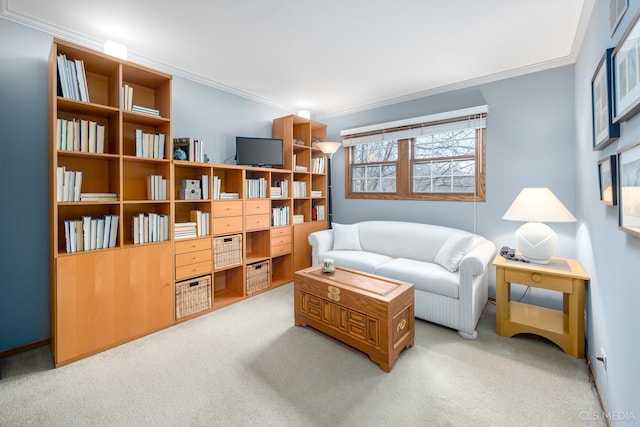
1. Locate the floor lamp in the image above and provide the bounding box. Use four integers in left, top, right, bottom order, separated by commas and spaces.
315, 142, 342, 228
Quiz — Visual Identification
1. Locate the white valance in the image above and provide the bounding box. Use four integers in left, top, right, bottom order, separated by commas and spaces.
340, 105, 488, 147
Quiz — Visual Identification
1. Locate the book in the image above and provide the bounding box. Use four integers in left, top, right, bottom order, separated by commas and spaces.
201, 175, 209, 200
56, 166, 65, 202
82, 216, 91, 251
80, 193, 118, 202
109, 215, 119, 248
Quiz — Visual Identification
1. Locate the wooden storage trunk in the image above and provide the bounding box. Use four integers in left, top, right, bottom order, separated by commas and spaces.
293, 265, 414, 372
246, 260, 270, 295
175, 274, 212, 320
213, 234, 242, 269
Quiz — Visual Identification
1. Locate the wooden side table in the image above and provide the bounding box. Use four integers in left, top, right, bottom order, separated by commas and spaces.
493, 255, 589, 358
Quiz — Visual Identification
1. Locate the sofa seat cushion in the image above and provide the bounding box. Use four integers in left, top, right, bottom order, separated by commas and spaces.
320, 250, 393, 274
375, 258, 459, 299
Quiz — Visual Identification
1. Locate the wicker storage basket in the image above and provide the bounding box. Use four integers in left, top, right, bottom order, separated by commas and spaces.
214, 234, 243, 269
175, 275, 212, 320
246, 260, 270, 295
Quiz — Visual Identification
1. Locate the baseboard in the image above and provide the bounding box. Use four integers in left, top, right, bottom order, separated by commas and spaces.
586, 351, 612, 427
0, 338, 49, 359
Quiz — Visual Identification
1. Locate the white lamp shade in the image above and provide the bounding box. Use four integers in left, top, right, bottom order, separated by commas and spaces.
315, 141, 342, 156
502, 188, 576, 223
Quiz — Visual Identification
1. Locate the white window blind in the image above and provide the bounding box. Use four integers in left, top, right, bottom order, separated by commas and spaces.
340, 105, 488, 147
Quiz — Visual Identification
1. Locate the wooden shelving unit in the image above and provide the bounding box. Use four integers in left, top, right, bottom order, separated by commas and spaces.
272, 115, 328, 271
49, 38, 173, 367
49, 42, 329, 367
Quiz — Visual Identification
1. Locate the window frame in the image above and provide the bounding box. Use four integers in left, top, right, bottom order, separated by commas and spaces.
344, 119, 486, 202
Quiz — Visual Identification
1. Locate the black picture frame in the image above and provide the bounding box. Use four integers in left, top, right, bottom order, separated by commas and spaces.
617, 142, 640, 237
612, 10, 640, 123
598, 155, 617, 205
592, 48, 620, 150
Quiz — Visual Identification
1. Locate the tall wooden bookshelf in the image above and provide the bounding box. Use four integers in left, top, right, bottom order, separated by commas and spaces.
272, 115, 329, 271
49, 39, 174, 367
49, 41, 328, 367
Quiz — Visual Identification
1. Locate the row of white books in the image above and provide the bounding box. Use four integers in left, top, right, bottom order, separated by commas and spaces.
56, 167, 82, 202
131, 105, 160, 116
57, 54, 89, 102
56, 118, 105, 153
173, 137, 205, 162
271, 206, 290, 226
312, 205, 326, 221
211, 176, 241, 199
272, 179, 289, 198
122, 83, 161, 115
147, 175, 167, 201
246, 178, 267, 199
135, 129, 166, 159
64, 214, 118, 253
132, 213, 170, 244
190, 210, 210, 237
293, 181, 307, 198
174, 222, 197, 240
311, 157, 325, 173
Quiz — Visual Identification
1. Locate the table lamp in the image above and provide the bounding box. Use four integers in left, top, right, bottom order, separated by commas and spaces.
502, 187, 576, 264
315, 142, 342, 228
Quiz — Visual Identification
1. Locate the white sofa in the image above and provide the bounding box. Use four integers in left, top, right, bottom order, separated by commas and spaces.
308, 221, 496, 339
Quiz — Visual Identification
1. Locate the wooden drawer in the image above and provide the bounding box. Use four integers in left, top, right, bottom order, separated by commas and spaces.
245, 199, 270, 215
175, 238, 211, 255
213, 216, 243, 234
271, 234, 292, 247
271, 226, 292, 237
271, 243, 291, 257
176, 249, 212, 268
245, 214, 270, 231
505, 269, 573, 293
213, 200, 243, 217
176, 260, 211, 281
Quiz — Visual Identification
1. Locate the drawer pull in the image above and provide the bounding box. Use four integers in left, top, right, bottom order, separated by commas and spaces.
397, 319, 407, 331
531, 273, 542, 283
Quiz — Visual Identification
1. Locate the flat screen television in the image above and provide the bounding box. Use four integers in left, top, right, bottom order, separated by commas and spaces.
235, 136, 284, 167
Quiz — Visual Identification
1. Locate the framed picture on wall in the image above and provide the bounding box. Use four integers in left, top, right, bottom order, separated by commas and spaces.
618, 142, 640, 237
598, 155, 617, 205
612, 10, 640, 123
610, 0, 629, 36
592, 48, 619, 150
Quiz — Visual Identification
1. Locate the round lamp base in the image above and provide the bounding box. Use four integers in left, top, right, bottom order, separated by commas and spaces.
515, 222, 557, 264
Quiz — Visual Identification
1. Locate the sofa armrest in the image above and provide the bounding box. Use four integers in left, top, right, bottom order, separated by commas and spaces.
459, 238, 497, 278
308, 229, 334, 266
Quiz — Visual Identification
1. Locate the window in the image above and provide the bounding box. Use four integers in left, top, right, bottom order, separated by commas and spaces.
342, 106, 486, 202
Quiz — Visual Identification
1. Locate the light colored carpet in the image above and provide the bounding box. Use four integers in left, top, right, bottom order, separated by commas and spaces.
0, 283, 604, 426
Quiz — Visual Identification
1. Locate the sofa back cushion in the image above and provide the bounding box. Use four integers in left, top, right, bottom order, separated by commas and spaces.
357, 221, 473, 263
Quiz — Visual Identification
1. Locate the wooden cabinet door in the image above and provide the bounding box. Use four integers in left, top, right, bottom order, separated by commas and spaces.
54, 243, 173, 365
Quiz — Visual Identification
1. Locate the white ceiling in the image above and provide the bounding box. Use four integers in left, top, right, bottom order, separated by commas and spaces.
2, 0, 591, 118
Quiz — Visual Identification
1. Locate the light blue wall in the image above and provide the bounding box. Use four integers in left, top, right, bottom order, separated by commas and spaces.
0, 19, 51, 352
574, 2, 640, 421
323, 66, 577, 306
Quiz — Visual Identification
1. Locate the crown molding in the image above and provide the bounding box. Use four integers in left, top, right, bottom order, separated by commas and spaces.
316, 55, 575, 120
0, 1, 291, 114
3, 0, 585, 121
